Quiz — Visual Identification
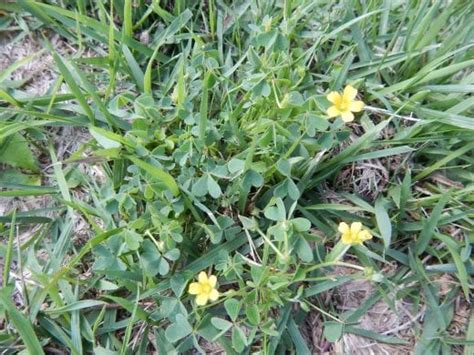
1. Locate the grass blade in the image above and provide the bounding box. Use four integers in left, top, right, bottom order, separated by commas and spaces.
128, 156, 180, 196
0, 290, 45, 354
375, 198, 392, 250
415, 192, 451, 255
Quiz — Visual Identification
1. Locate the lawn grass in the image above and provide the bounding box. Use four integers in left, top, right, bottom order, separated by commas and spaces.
0, 0, 473, 353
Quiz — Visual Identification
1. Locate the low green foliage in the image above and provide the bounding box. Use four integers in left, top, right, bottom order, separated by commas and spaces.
0, 0, 473, 353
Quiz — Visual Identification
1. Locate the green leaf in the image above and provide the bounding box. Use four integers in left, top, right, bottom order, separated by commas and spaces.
140, 240, 169, 276
283, 179, 300, 200
192, 175, 208, 197
323, 321, 343, 342
264, 198, 286, 222
211, 317, 233, 331
224, 299, 241, 322
292, 218, 311, 232
276, 159, 291, 176
286, 91, 304, 106
305, 113, 329, 136
0, 133, 38, 171
170, 274, 187, 297
164, 247, 181, 260
296, 237, 313, 262
122, 229, 142, 251
165, 314, 192, 343
245, 304, 260, 325
207, 175, 222, 198
242, 170, 264, 190
228, 158, 245, 174
232, 326, 247, 352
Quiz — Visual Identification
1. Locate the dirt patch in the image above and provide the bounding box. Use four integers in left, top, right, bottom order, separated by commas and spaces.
0, 33, 66, 95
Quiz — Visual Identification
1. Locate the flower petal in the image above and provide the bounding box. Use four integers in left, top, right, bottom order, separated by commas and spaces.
341, 233, 353, 245
188, 282, 201, 295
351, 222, 362, 234
208, 275, 217, 287
341, 111, 354, 122
196, 294, 209, 306
326, 91, 341, 104
208, 289, 219, 302
349, 100, 365, 112
338, 222, 350, 234
343, 85, 358, 100
198, 271, 208, 284
359, 230, 372, 241
327, 105, 341, 118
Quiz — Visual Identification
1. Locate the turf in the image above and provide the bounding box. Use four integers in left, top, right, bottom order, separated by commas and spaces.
0, 0, 473, 353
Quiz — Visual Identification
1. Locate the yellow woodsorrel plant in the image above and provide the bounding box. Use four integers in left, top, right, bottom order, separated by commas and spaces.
6, 1, 471, 354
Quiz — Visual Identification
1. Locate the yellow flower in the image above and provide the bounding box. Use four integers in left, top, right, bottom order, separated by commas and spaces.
338, 222, 372, 245
264, 16, 272, 32
326, 85, 365, 122
171, 86, 179, 104
188, 271, 219, 306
